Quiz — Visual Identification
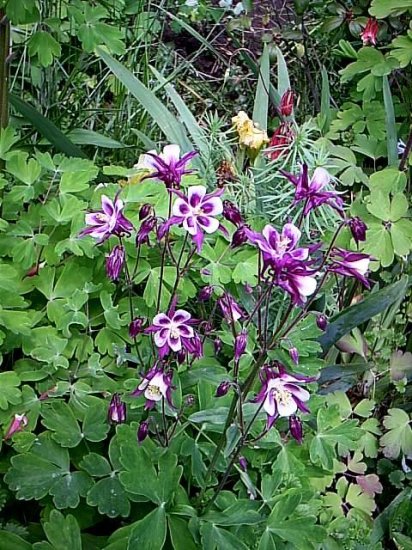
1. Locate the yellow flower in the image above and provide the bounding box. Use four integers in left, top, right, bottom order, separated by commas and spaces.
232, 111, 269, 150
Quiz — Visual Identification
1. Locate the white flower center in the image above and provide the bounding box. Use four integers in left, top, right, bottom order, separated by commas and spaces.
169, 323, 181, 339
96, 213, 109, 222
273, 387, 293, 406
146, 384, 162, 401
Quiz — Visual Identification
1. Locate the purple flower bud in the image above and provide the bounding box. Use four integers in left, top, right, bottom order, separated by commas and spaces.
137, 420, 149, 444
106, 245, 125, 281
244, 283, 253, 294
234, 329, 248, 362
201, 268, 211, 276
214, 337, 222, 355
192, 334, 203, 359
289, 347, 299, 365
136, 216, 156, 245
177, 350, 186, 364
108, 393, 126, 424
239, 456, 248, 472
216, 380, 230, 397
4, 413, 28, 440
129, 317, 144, 338
348, 217, 367, 244
185, 394, 195, 407
198, 285, 214, 302
231, 225, 248, 248
139, 203, 152, 220
316, 314, 327, 331
289, 415, 303, 444
223, 200, 243, 227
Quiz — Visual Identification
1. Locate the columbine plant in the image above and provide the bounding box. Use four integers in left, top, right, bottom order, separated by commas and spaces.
78, 138, 372, 516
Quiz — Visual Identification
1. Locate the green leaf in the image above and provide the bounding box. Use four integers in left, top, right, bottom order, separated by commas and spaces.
4, 434, 71, 503
253, 44, 270, 130
0, 372, 22, 410
28, 31, 61, 67
6, 152, 41, 185
42, 510, 82, 550
41, 402, 82, 448
382, 75, 398, 166
49, 471, 93, 509
79, 453, 112, 477
319, 277, 409, 353
97, 48, 193, 153
168, 516, 198, 550
9, 95, 87, 159
201, 523, 249, 550
0, 531, 32, 550
370, 0, 412, 18
86, 476, 131, 518
120, 446, 183, 505
127, 507, 167, 550
380, 408, 412, 459
391, 32, 412, 67
82, 402, 110, 442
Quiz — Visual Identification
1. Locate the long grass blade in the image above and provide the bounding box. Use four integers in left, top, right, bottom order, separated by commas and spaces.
96, 47, 193, 154
252, 44, 270, 131
320, 67, 332, 133
382, 75, 398, 166
276, 47, 290, 97
150, 66, 208, 163
10, 94, 86, 158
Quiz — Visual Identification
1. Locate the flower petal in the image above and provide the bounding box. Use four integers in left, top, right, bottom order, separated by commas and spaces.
188, 185, 207, 208
101, 195, 115, 216
197, 215, 220, 234
153, 313, 171, 327
173, 309, 191, 323
173, 198, 190, 216
310, 167, 330, 191
282, 223, 301, 249
201, 196, 223, 216
161, 144, 180, 164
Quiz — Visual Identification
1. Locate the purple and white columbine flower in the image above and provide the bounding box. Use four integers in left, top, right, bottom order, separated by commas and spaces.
281, 164, 343, 215
163, 185, 224, 252
252, 364, 315, 429
246, 223, 318, 305
246, 223, 309, 269
145, 309, 198, 358
328, 248, 371, 288
131, 365, 173, 410
218, 293, 244, 323
80, 195, 133, 243
137, 144, 197, 189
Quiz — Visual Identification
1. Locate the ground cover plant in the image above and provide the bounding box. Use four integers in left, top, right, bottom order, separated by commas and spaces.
0, 0, 411, 549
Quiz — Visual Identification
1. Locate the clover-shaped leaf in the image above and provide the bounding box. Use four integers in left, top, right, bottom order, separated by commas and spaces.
380, 408, 412, 459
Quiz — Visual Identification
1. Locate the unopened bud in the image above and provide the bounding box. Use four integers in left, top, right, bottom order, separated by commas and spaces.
216, 381, 230, 397
137, 420, 149, 444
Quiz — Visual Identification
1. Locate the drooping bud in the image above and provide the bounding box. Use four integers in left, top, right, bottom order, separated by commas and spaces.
222, 200, 243, 227
279, 89, 294, 117
218, 293, 244, 323
198, 285, 214, 302
139, 203, 152, 220
129, 317, 144, 338
177, 350, 186, 364
108, 393, 126, 424
137, 420, 149, 444
214, 337, 222, 355
347, 217, 367, 245
316, 314, 327, 331
239, 456, 248, 472
231, 225, 248, 248
216, 380, 230, 397
184, 394, 195, 407
289, 415, 303, 444
4, 413, 28, 440
289, 347, 299, 365
106, 245, 125, 281
234, 329, 248, 362
136, 216, 156, 245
